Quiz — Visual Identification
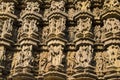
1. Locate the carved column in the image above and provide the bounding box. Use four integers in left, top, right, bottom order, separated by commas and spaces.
100, 0, 120, 79
40, 0, 67, 80
9, 0, 42, 80
0, 0, 17, 79
72, 0, 97, 80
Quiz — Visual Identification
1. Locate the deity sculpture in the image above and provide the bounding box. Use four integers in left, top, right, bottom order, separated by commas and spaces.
39, 52, 51, 73
11, 52, 22, 69
1, 19, 13, 37
22, 46, 34, 67
107, 45, 119, 67
94, 25, 102, 42
48, 45, 64, 66
67, 52, 76, 71
49, 17, 66, 35
75, 45, 93, 67
76, 18, 92, 34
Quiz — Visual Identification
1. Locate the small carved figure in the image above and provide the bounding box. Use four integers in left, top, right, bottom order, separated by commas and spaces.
67, 52, 76, 71
22, 46, 34, 67
50, 0, 65, 11
76, 18, 92, 34
75, 45, 92, 67
95, 52, 103, 75
11, 52, 22, 69
0, 48, 6, 65
49, 45, 64, 66
94, 25, 102, 42
29, 19, 38, 32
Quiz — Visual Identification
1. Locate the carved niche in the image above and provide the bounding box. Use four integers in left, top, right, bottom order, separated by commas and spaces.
75, 0, 91, 12
94, 25, 102, 42
67, 51, 76, 71
103, 18, 120, 33
0, 19, 13, 38
18, 19, 38, 39
106, 45, 120, 67
75, 45, 93, 67
50, 0, 65, 12
48, 45, 65, 67
21, 45, 34, 67
48, 17, 66, 35
75, 17, 92, 34
39, 51, 50, 73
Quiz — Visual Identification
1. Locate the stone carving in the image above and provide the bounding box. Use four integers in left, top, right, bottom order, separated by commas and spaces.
21, 19, 38, 33
95, 52, 103, 75
67, 52, 76, 71
0, 2, 14, 14
48, 45, 65, 66
107, 45, 119, 67
39, 52, 51, 73
0, 19, 13, 37
49, 17, 66, 35
42, 26, 49, 43
94, 25, 102, 42
25, 2, 40, 12
103, 0, 119, 8
75, 45, 93, 67
75, 0, 91, 12
21, 46, 34, 67
75, 18, 92, 34
93, 7, 101, 19
0, 47, 6, 65
11, 52, 22, 69
50, 0, 65, 11
103, 18, 120, 33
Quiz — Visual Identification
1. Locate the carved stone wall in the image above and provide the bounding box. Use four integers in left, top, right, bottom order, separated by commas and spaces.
0, 0, 119, 80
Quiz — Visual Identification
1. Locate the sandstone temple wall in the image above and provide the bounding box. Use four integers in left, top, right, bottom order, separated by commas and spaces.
0, 0, 119, 80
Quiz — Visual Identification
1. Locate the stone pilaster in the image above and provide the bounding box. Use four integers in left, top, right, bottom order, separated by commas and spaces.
100, 0, 120, 79
40, 0, 67, 80
0, 0, 17, 79
72, 0, 97, 80
9, 0, 43, 80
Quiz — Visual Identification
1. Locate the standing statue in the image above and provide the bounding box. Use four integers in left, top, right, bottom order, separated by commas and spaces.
95, 52, 103, 75
11, 52, 22, 69
0, 48, 6, 65
94, 25, 102, 42
29, 19, 38, 32
67, 52, 76, 71
75, 46, 92, 67
48, 45, 64, 66
22, 46, 34, 67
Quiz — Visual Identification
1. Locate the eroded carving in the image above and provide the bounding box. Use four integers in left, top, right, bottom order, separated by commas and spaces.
75, 45, 93, 67
75, 0, 91, 12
